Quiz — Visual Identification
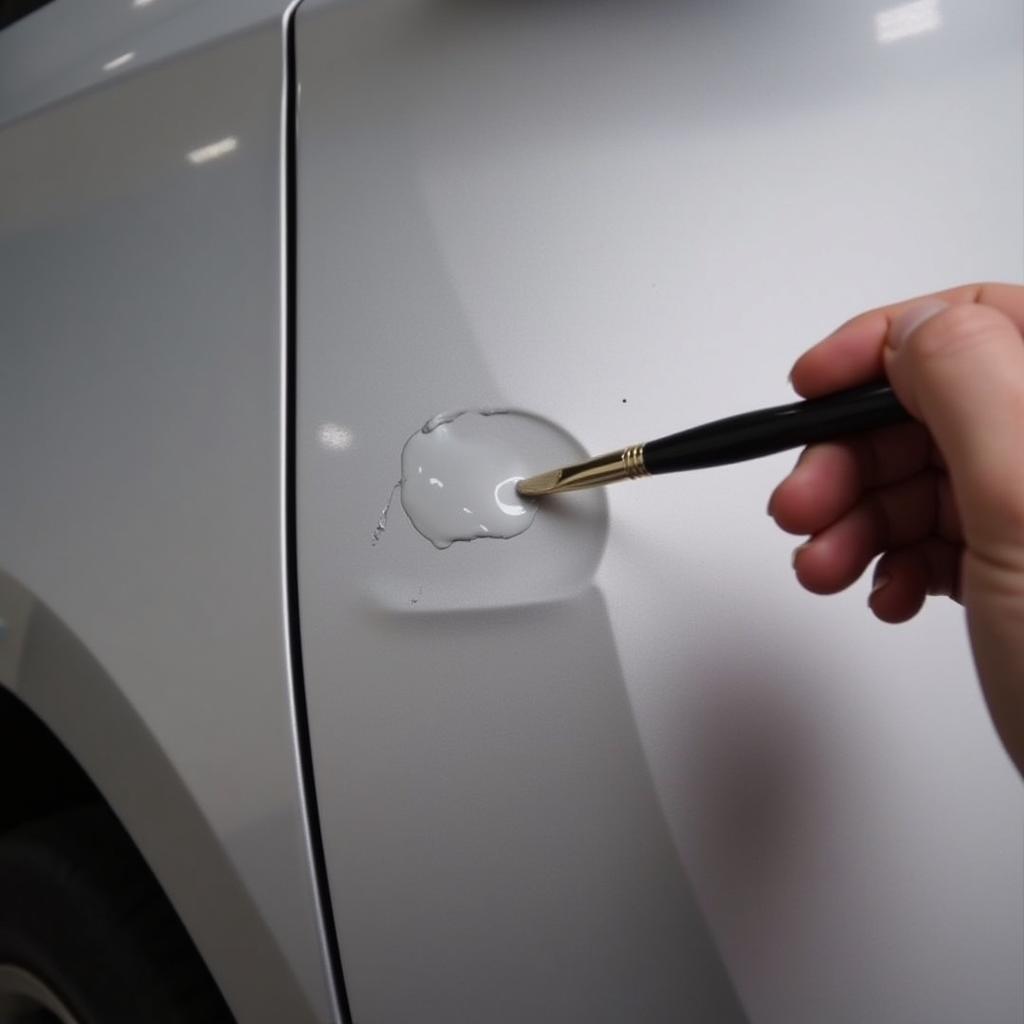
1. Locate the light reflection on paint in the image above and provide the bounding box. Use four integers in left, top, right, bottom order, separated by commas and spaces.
186, 137, 238, 165
102, 52, 135, 72
494, 477, 528, 517
317, 422, 354, 450
874, 0, 942, 43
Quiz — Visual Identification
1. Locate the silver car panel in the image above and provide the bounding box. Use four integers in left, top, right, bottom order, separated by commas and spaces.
295, 1, 1023, 1022
2, 0, 1022, 1021
0, 2, 339, 1021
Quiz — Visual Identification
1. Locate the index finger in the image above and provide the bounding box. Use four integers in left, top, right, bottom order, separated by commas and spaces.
790, 282, 1024, 398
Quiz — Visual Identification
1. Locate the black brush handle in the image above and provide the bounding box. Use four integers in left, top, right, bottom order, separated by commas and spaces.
643, 381, 909, 475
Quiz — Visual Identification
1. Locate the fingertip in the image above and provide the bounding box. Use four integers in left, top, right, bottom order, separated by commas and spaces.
869, 589, 925, 624
790, 311, 890, 398
792, 538, 848, 595
788, 346, 824, 398
791, 545, 826, 594
770, 443, 862, 536
867, 559, 926, 623
771, 485, 814, 535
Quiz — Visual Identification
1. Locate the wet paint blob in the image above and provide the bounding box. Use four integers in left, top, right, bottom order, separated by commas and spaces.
400, 410, 548, 549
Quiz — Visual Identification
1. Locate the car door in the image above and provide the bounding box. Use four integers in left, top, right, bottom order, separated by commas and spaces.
292, 2, 1024, 1022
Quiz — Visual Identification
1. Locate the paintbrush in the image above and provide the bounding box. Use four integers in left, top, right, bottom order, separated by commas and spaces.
516, 381, 908, 497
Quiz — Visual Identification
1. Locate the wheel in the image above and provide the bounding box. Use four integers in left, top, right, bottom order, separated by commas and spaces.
0, 805, 233, 1024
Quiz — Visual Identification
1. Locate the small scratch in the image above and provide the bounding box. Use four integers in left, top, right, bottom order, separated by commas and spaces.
371, 482, 401, 546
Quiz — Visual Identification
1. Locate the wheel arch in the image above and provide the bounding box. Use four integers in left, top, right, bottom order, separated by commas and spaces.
0, 568, 312, 1021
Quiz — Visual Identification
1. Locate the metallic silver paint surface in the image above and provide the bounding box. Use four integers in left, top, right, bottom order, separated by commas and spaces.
0, 0, 289, 126
0, 5, 337, 1023
295, 1, 1023, 1022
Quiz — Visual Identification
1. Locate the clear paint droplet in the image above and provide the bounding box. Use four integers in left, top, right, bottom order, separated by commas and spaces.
399, 410, 546, 549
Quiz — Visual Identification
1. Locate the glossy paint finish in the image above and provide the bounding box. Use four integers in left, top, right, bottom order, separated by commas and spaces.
0, 0, 287, 125
0, 2, 339, 1022
295, 1, 1023, 1022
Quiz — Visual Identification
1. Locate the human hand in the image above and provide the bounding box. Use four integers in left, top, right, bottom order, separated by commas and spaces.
768, 283, 1024, 775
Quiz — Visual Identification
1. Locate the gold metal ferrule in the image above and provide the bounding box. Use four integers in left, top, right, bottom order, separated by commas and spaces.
516, 444, 649, 497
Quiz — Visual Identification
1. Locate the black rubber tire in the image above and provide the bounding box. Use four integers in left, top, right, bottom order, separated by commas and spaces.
0, 804, 234, 1024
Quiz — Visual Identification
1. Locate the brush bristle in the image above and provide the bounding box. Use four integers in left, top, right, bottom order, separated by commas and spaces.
516, 470, 563, 498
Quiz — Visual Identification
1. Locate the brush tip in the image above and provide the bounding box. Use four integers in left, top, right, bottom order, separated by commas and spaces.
516, 470, 563, 498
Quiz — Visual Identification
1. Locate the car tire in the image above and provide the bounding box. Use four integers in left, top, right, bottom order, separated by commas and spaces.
0, 804, 233, 1024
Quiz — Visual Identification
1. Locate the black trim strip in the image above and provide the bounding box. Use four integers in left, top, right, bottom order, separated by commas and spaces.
282, 8, 354, 1022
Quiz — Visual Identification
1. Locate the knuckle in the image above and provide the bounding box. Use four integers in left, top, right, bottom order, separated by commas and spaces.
907, 304, 1013, 361
964, 539, 1024, 601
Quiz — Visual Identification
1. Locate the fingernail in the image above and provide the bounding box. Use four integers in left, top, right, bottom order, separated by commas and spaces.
869, 573, 890, 600
791, 542, 810, 569
888, 299, 949, 350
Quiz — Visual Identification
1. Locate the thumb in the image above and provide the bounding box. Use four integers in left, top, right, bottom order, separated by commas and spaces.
885, 298, 1024, 775
885, 300, 1024, 550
